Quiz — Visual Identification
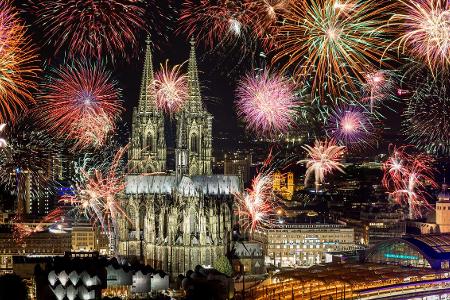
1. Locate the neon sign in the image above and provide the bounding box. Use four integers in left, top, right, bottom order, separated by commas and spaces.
384, 253, 418, 260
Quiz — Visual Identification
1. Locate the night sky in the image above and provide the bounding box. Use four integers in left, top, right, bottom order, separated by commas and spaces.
115, 35, 244, 138
14, 0, 406, 149
15, 0, 245, 143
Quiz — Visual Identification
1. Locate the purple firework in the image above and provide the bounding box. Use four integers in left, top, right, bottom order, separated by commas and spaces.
326, 105, 376, 151
235, 70, 298, 136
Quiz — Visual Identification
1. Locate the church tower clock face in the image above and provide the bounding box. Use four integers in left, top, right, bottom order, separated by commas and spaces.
118, 38, 240, 276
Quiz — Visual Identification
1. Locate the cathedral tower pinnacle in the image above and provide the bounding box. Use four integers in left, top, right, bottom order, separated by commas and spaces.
129, 36, 166, 174
175, 39, 213, 177
139, 37, 156, 113
187, 37, 202, 112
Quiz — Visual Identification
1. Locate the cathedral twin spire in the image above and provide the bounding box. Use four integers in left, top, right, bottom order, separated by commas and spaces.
136, 37, 204, 115
131, 37, 212, 177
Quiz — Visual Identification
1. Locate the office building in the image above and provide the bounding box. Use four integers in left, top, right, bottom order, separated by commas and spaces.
255, 223, 356, 267
224, 151, 252, 184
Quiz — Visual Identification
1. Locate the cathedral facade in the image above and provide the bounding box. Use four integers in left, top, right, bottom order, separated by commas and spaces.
118, 39, 240, 276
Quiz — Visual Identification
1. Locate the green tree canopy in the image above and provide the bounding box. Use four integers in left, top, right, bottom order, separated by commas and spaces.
213, 255, 233, 277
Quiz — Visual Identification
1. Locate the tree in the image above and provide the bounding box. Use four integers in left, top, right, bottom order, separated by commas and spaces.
213, 256, 233, 277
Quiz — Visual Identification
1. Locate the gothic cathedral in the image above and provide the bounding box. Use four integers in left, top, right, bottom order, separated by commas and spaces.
118, 38, 240, 276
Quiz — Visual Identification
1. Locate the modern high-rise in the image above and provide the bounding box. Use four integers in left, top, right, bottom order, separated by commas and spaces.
224, 152, 252, 184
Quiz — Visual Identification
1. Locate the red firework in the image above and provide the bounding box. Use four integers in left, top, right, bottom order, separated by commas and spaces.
178, 0, 256, 49
36, 61, 123, 150
235, 151, 280, 233
13, 208, 64, 243
235, 172, 277, 233
31, 0, 146, 61
382, 145, 437, 218
61, 146, 130, 248
0, 2, 39, 123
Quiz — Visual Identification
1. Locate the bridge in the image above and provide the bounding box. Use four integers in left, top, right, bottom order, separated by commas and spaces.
245, 263, 450, 299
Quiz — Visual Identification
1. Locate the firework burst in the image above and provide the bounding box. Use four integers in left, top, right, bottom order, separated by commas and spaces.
234, 153, 281, 233
326, 105, 376, 152
235, 70, 298, 136
299, 139, 346, 190
61, 146, 129, 252
382, 147, 408, 188
179, 0, 256, 49
36, 61, 123, 150
0, 116, 61, 217
362, 70, 398, 112
12, 208, 64, 243
153, 61, 188, 114
388, 0, 450, 74
235, 172, 277, 233
31, 0, 146, 61
0, 124, 6, 147
273, 0, 395, 98
382, 145, 437, 218
403, 78, 450, 156
245, 0, 291, 50
0, 2, 39, 123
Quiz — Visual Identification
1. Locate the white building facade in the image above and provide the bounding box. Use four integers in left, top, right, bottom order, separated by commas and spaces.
255, 224, 356, 267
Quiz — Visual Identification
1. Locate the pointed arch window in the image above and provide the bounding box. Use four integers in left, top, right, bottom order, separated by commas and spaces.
129, 207, 137, 231
189, 208, 198, 235
147, 133, 153, 151
139, 134, 144, 150
191, 133, 199, 153
139, 206, 146, 231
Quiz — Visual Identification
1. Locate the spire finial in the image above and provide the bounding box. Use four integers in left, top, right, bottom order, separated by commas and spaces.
186, 36, 201, 111
138, 35, 156, 112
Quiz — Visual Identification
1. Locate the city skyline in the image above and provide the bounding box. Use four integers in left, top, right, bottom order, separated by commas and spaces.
0, 1, 450, 300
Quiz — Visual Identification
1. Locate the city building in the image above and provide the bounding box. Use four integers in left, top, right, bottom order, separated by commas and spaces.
232, 241, 265, 275
13, 253, 169, 300
0, 212, 14, 224
69, 223, 110, 254
103, 258, 169, 298
71, 225, 97, 252
11, 151, 76, 217
0, 223, 111, 275
254, 223, 356, 267
0, 226, 70, 277
360, 207, 406, 246
250, 262, 450, 299
434, 184, 450, 232
118, 38, 241, 277
392, 184, 450, 236
273, 171, 294, 200
412, 184, 450, 234
0, 226, 71, 258
224, 151, 252, 184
